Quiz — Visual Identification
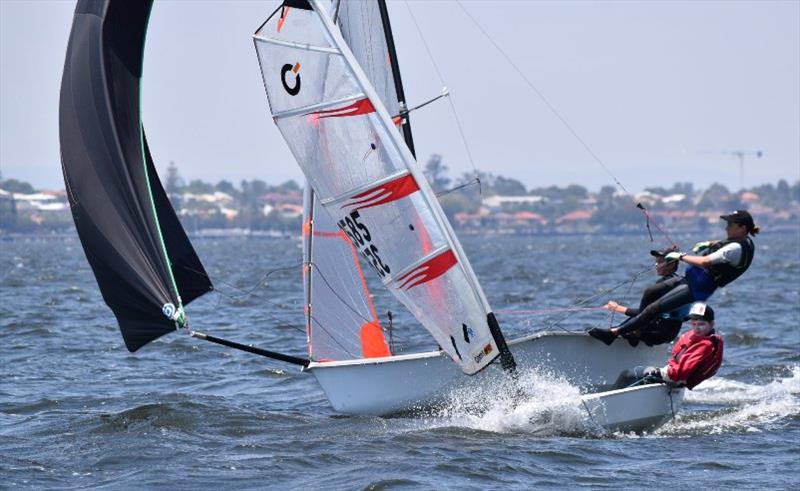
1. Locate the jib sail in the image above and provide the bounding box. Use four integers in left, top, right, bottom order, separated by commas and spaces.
59, 0, 212, 351
303, 187, 390, 361
254, 0, 511, 374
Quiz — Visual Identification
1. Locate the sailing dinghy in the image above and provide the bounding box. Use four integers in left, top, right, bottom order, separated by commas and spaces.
252, 0, 682, 431
58, 0, 681, 433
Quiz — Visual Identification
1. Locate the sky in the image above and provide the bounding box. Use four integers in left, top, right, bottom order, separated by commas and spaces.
1, 0, 798, 193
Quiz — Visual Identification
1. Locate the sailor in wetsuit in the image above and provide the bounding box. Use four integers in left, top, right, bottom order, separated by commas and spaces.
596, 247, 687, 347
589, 210, 757, 346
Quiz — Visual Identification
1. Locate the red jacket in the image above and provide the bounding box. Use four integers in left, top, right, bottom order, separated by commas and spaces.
666, 330, 723, 389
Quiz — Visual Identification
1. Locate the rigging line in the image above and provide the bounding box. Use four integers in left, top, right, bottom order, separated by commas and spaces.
496, 306, 605, 315
308, 313, 361, 359
454, 1, 680, 247
403, 1, 481, 179
210, 287, 306, 334
609, 261, 646, 327
181, 263, 306, 334
543, 264, 654, 333
434, 178, 481, 197
454, 0, 630, 196
637, 203, 678, 248
394, 89, 450, 119
308, 261, 375, 325
189, 269, 360, 358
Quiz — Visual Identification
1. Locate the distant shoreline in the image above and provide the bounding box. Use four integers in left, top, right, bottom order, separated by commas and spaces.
2, 226, 797, 241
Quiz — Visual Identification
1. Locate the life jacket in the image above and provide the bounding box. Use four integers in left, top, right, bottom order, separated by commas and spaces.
680, 332, 724, 390
706, 237, 755, 287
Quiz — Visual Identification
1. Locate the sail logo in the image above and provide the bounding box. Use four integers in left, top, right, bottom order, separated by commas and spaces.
341, 174, 419, 211
308, 97, 376, 120
281, 63, 301, 96
162, 303, 176, 319
395, 249, 457, 291
473, 343, 493, 364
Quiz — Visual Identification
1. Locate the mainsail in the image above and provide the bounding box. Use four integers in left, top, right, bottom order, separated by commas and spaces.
59, 0, 213, 351
301, 1, 406, 362
254, 0, 513, 374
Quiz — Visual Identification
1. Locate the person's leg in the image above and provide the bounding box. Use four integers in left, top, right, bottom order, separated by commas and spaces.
615, 283, 693, 335
638, 276, 684, 310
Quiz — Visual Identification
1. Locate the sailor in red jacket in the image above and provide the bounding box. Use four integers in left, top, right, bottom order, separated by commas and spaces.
614, 302, 723, 389
659, 302, 724, 389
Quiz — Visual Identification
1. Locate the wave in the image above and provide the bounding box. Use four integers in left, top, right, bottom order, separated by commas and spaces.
657, 366, 799, 436
423, 369, 597, 437
410, 366, 799, 438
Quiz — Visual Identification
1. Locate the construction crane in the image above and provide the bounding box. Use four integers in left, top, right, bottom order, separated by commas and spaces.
699, 150, 763, 191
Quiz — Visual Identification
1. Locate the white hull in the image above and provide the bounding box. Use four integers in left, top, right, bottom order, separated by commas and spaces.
581, 383, 684, 433
307, 331, 668, 416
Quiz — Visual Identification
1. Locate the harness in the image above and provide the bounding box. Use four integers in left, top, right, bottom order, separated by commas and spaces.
707, 237, 755, 287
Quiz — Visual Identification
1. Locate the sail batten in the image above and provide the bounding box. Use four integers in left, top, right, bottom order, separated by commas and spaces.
255, 0, 507, 374
320, 170, 410, 207
253, 35, 341, 54
272, 93, 366, 120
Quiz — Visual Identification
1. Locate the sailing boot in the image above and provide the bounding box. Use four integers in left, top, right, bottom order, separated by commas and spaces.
588, 327, 616, 346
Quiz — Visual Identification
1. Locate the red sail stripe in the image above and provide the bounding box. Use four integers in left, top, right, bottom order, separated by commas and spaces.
396, 269, 427, 289
277, 7, 290, 33
395, 250, 457, 291
343, 191, 391, 210
309, 98, 375, 119
341, 174, 419, 211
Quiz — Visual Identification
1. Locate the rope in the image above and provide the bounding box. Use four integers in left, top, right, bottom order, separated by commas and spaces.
542, 264, 654, 333
183, 262, 364, 358
404, 1, 482, 185
434, 178, 481, 198
496, 306, 605, 315
453, 1, 678, 247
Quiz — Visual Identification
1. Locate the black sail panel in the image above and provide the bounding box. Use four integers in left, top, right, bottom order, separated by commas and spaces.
59, 0, 212, 351
144, 134, 212, 305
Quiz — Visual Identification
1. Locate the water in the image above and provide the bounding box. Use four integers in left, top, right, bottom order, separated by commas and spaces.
2, 232, 798, 489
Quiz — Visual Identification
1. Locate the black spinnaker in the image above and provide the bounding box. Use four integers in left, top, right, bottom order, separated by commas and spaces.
59, 0, 212, 352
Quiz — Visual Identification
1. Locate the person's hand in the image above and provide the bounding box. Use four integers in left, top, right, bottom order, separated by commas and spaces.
604, 300, 621, 313
664, 251, 685, 262
692, 241, 716, 253
643, 366, 661, 378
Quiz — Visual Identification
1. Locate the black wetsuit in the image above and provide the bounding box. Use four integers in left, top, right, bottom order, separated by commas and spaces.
617, 274, 683, 346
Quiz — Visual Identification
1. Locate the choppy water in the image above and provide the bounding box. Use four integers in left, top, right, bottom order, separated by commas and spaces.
2, 231, 798, 489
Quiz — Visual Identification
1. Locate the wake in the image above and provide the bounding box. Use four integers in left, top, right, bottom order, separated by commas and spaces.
656, 365, 800, 436
409, 366, 799, 438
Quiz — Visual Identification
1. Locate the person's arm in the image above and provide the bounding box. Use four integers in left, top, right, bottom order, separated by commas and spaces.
624, 307, 640, 317
667, 243, 742, 269
604, 300, 629, 315
680, 254, 713, 268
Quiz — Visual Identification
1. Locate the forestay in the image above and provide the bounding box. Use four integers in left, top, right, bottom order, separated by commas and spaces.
254, 0, 503, 374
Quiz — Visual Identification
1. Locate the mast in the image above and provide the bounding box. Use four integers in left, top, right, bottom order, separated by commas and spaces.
377, 0, 416, 158
304, 186, 315, 357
